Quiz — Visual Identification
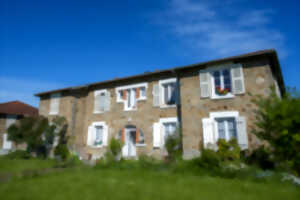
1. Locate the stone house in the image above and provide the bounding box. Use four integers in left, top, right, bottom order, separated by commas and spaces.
0, 101, 38, 154
35, 49, 284, 160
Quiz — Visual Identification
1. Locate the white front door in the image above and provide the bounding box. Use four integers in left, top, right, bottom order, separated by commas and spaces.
122, 128, 136, 157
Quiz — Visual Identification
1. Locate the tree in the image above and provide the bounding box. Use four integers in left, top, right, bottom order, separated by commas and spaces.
252, 87, 300, 174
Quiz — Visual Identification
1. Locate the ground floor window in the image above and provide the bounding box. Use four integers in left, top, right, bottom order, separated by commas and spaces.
87, 122, 108, 148
216, 117, 237, 140
163, 122, 177, 140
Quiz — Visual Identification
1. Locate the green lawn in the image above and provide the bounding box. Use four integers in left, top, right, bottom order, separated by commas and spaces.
0, 159, 299, 200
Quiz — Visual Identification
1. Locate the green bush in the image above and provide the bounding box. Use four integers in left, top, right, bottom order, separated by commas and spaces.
246, 146, 275, 170
217, 139, 241, 161
193, 149, 221, 169
165, 128, 182, 162
108, 138, 122, 159
5, 150, 32, 160
54, 144, 70, 160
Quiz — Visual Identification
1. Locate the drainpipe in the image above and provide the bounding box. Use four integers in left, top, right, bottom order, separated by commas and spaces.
173, 70, 183, 152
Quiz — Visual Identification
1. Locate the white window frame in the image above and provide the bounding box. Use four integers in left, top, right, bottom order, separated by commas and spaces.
209, 111, 239, 142
159, 117, 178, 146
115, 83, 148, 111
90, 121, 107, 148
49, 93, 61, 115
158, 78, 177, 108
210, 66, 234, 99
94, 89, 108, 114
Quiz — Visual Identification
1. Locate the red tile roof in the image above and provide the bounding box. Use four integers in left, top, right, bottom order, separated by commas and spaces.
0, 101, 38, 116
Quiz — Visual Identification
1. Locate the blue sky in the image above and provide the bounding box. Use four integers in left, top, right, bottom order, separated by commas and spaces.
1, 0, 300, 107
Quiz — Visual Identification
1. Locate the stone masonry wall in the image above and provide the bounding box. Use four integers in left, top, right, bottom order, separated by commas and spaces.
180, 58, 277, 158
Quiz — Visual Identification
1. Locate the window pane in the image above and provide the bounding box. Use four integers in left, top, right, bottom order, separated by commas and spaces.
213, 71, 221, 87
127, 90, 131, 107
119, 90, 123, 99
169, 83, 176, 105
223, 69, 232, 92
95, 126, 103, 145
217, 120, 226, 139
140, 87, 146, 97
227, 119, 237, 139
163, 84, 169, 104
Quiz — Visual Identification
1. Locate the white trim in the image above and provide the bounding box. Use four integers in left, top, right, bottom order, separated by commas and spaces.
88, 121, 108, 148
209, 111, 239, 119
159, 117, 178, 147
209, 111, 239, 142
94, 89, 107, 97
158, 78, 177, 108
159, 117, 178, 124
49, 93, 61, 115
115, 83, 148, 110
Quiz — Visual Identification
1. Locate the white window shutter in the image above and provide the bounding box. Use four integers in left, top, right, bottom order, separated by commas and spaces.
50, 93, 60, 114
87, 126, 94, 146
3, 133, 12, 149
152, 84, 160, 107
236, 117, 248, 150
104, 91, 111, 111
199, 70, 211, 98
103, 125, 108, 146
6, 115, 16, 129
94, 94, 101, 113
231, 64, 245, 94
202, 118, 216, 149
153, 122, 161, 148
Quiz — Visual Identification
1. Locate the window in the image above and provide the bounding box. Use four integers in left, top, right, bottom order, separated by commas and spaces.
115, 83, 148, 111
94, 89, 110, 113
212, 69, 232, 98
199, 64, 245, 99
87, 122, 108, 148
158, 78, 177, 107
216, 118, 237, 140
94, 126, 103, 146
163, 83, 176, 105
49, 93, 60, 115
163, 122, 177, 140
202, 111, 248, 150
153, 117, 178, 148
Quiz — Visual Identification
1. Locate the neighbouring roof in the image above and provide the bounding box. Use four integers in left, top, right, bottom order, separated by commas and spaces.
35, 49, 285, 96
0, 101, 38, 116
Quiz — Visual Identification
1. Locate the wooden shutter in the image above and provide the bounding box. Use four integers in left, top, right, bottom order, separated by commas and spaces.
121, 128, 125, 143
136, 88, 140, 99
199, 70, 211, 98
152, 84, 160, 107
87, 126, 94, 146
202, 118, 215, 149
3, 133, 12, 149
153, 122, 161, 148
94, 94, 101, 113
104, 91, 110, 111
231, 64, 245, 94
136, 128, 140, 143
236, 117, 248, 150
103, 125, 108, 146
123, 90, 127, 100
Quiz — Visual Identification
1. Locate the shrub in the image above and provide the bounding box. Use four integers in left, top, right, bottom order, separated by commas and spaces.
194, 149, 221, 169
108, 138, 122, 160
5, 150, 31, 160
165, 128, 182, 162
252, 87, 300, 175
54, 144, 70, 160
217, 139, 241, 161
246, 146, 275, 170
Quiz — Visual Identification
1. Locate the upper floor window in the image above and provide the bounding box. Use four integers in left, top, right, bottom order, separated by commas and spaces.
199, 64, 245, 99
94, 89, 110, 114
154, 78, 178, 108
49, 93, 60, 115
116, 83, 148, 111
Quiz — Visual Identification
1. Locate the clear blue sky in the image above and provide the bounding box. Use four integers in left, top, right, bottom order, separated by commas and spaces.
1, 0, 300, 106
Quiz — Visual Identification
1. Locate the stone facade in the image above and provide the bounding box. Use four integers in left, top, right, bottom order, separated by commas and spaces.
37, 51, 284, 160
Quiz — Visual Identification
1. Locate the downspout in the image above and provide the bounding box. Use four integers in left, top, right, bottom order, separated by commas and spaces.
173, 70, 183, 152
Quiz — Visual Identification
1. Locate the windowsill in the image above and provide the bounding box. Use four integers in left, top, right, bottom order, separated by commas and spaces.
124, 107, 138, 112
49, 112, 59, 115
160, 104, 177, 109
88, 145, 104, 149
93, 111, 105, 114
211, 94, 235, 100
136, 144, 146, 147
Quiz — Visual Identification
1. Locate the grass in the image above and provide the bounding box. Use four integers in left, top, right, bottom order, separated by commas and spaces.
0, 158, 299, 200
